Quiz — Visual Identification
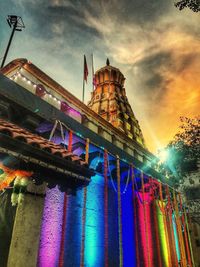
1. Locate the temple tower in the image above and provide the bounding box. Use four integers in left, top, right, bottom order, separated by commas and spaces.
88, 59, 145, 147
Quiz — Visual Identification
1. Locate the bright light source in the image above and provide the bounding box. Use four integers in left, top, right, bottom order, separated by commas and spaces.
158, 149, 169, 163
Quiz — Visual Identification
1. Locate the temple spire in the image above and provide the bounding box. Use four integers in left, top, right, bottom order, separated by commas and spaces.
106, 58, 110, 66
87, 62, 146, 147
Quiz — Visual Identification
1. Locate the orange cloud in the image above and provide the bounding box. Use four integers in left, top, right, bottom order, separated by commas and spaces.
141, 50, 200, 152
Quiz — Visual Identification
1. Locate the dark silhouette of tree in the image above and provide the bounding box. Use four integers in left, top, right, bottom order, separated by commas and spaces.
169, 116, 199, 159
175, 0, 200, 12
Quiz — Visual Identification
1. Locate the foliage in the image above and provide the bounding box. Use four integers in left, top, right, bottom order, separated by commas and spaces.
175, 0, 200, 12
169, 116, 199, 159
158, 117, 200, 185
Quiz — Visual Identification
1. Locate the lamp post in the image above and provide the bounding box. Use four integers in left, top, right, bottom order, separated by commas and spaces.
1, 15, 25, 69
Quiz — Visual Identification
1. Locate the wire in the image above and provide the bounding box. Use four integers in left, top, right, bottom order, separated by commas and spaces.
107, 158, 130, 194
134, 174, 152, 205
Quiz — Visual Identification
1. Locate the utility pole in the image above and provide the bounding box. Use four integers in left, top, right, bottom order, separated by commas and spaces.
1, 15, 25, 69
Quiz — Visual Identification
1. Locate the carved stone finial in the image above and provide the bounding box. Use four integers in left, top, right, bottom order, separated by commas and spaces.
106, 58, 110, 66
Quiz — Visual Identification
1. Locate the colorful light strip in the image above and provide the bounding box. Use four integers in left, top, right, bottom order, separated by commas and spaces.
157, 201, 169, 267
137, 190, 154, 267
104, 150, 109, 267
152, 199, 162, 267
117, 156, 123, 267
84, 174, 104, 267
107, 169, 120, 266
131, 168, 140, 267
172, 213, 181, 262
141, 174, 151, 267
121, 180, 136, 267
145, 200, 153, 266
80, 186, 87, 267
62, 190, 83, 266
137, 194, 148, 266
58, 193, 68, 267
38, 186, 65, 267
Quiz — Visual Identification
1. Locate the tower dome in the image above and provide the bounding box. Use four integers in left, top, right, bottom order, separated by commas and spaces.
88, 60, 145, 147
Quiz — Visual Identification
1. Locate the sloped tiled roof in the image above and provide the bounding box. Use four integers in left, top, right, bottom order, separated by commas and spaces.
0, 119, 86, 166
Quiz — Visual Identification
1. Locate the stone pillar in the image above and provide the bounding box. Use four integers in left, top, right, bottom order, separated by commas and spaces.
7, 182, 46, 267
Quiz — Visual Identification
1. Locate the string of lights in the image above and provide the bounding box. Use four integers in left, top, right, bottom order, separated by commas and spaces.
10, 71, 62, 104
107, 157, 131, 194
9, 70, 82, 119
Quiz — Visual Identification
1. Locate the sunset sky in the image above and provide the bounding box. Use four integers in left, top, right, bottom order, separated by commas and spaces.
0, 0, 199, 152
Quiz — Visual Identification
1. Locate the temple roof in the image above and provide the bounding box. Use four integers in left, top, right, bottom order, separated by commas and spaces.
88, 61, 146, 147
1, 58, 154, 159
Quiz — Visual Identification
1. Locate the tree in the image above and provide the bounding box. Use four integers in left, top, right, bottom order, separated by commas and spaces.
169, 116, 199, 157
175, 0, 200, 12
157, 117, 200, 185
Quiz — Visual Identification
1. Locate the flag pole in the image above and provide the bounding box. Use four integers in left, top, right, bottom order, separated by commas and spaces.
91, 53, 94, 92
82, 55, 88, 103
82, 56, 85, 103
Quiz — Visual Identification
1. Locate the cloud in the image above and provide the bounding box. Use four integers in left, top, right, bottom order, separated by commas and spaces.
1, 0, 199, 152
82, 5, 200, 152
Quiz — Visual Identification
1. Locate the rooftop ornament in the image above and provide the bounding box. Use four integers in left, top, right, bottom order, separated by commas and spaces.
106, 58, 110, 66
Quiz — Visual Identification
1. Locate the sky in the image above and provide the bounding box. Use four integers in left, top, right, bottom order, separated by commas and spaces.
0, 0, 200, 153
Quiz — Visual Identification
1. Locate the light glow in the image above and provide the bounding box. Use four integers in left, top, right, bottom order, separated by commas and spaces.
84, 174, 104, 267
172, 213, 181, 262
37, 186, 65, 267
158, 149, 169, 163
157, 201, 169, 267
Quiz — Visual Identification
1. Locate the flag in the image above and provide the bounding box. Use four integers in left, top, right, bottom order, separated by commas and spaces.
84, 55, 88, 82
93, 75, 97, 88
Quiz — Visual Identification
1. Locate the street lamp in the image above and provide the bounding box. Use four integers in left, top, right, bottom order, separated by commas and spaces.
1, 15, 25, 69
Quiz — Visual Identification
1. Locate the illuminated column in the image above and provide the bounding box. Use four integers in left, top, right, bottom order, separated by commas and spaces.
7, 181, 46, 267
